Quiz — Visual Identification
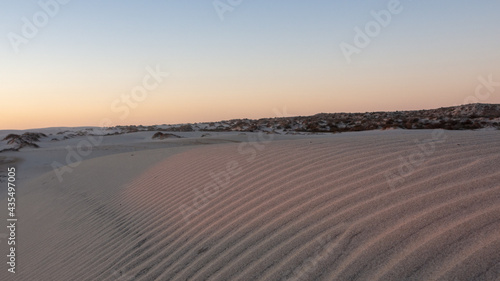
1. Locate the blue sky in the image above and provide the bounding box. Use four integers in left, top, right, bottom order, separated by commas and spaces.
1, 0, 500, 129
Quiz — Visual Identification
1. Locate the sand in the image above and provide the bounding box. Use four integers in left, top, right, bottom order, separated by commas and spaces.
1, 129, 499, 280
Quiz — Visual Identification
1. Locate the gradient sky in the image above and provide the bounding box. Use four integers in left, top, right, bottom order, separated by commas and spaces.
1, 0, 500, 129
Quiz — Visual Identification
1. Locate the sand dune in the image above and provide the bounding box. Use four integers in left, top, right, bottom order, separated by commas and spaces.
3, 130, 500, 281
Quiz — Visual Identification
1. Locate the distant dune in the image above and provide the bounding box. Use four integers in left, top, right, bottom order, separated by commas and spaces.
2, 104, 500, 153
3, 129, 499, 280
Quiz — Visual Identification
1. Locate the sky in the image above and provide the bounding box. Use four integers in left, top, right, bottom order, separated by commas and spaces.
1, 0, 500, 129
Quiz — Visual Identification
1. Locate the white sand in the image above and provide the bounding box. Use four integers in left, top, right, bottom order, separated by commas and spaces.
1, 129, 499, 280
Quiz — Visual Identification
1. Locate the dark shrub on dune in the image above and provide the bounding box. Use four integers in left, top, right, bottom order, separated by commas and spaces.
3, 134, 21, 141
152, 132, 182, 139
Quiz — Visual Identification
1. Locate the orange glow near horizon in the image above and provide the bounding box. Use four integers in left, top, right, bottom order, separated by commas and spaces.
3, 65, 500, 130
5, 74, 500, 130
